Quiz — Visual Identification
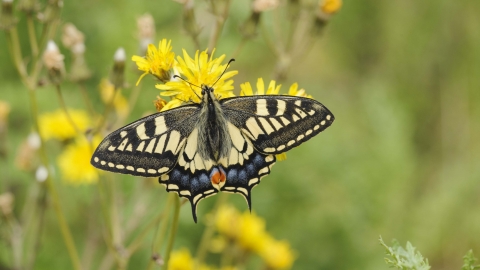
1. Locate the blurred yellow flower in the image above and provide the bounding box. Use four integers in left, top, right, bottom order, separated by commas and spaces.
259, 236, 296, 269
57, 136, 101, 184
0, 100, 11, 123
157, 49, 237, 107
132, 39, 175, 85
238, 211, 268, 252
240, 78, 281, 96
168, 248, 194, 270
99, 79, 129, 118
320, 0, 342, 15
39, 109, 90, 140
288, 83, 312, 98
215, 205, 240, 239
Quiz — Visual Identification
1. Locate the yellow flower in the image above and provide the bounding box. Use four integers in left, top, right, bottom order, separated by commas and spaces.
0, 100, 11, 123
240, 78, 281, 96
288, 83, 312, 98
157, 49, 238, 107
237, 211, 269, 252
259, 236, 296, 269
99, 79, 129, 118
320, 0, 342, 15
39, 109, 90, 140
57, 136, 101, 184
215, 205, 240, 239
168, 248, 194, 270
132, 39, 175, 85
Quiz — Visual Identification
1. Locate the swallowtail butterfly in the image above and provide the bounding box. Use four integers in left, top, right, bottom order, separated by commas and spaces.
91, 79, 334, 222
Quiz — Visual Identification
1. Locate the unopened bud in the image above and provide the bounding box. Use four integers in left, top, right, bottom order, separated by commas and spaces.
62, 23, 85, 50
18, 0, 40, 14
0, 0, 17, 30
252, 0, 279, 13
153, 96, 167, 112
43, 40, 65, 84
137, 14, 155, 54
0, 192, 14, 215
42, 0, 62, 23
110, 47, 125, 88
62, 23, 91, 82
315, 0, 342, 29
35, 165, 48, 182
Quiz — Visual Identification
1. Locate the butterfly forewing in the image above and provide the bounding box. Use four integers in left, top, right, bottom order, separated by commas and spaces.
91, 105, 200, 177
221, 95, 335, 154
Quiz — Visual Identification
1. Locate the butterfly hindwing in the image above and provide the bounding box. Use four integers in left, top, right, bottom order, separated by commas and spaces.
220, 122, 276, 207
221, 95, 334, 154
91, 105, 200, 177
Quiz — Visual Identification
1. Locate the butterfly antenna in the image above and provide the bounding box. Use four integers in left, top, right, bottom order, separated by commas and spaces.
211, 58, 235, 88
173, 75, 201, 99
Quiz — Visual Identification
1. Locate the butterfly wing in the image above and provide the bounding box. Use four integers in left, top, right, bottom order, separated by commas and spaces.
91, 105, 200, 177
158, 127, 220, 223
219, 121, 276, 209
221, 95, 334, 154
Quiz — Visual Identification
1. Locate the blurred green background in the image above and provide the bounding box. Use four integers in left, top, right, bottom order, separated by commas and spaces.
1, 0, 480, 269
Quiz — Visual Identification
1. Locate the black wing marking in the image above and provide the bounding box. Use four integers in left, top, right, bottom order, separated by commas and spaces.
221, 95, 334, 154
91, 105, 200, 177
219, 122, 276, 210
158, 165, 218, 223
221, 149, 276, 210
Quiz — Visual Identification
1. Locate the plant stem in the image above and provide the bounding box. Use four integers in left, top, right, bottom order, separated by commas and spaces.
78, 82, 96, 119
147, 194, 174, 270
195, 193, 227, 268
55, 84, 82, 134
26, 14, 39, 57
162, 196, 181, 270
207, 0, 231, 53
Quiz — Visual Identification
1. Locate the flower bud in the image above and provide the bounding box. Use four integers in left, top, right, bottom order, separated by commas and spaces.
62, 23, 91, 82
315, 0, 342, 30
0, 0, 17, 30
18, 0, 40, 14
137, 14, 155, 54
0, 192, 14, 215
42, 40, 65, 84
110, 47, 126, 89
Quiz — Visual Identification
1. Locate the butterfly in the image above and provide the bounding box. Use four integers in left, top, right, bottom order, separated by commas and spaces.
91, 79, 334, 222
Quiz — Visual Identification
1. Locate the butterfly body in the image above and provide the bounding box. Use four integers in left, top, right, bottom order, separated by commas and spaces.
91, 85, 334, 222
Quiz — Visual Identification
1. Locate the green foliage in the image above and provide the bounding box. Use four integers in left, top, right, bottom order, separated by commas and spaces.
379, 236, 430, 270
462, 250, 480, 270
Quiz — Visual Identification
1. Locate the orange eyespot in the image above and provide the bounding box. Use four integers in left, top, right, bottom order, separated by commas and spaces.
210, 167, 226, 185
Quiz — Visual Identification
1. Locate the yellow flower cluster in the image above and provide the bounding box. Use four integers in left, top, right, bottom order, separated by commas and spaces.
39, 109, 90, 140
131, 39, 314, 113
168, 248, 237, 270
215, 205, 296, 269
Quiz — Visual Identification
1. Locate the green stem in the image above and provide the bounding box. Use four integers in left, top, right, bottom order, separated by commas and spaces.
162, 196, 181, 270
207, 0, 231, 53
231, 38, 247, 59
114, 84, 141, 128
26, 14, 39, 57
78, 82, 96, 119
94, 86, 119, 135
126, 207, 166, 255
55, 84, 81, 135
147, 194, 173, 270
195, 193, 227, 268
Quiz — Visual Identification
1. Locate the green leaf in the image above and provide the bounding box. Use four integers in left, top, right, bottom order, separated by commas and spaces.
462, 250, 480, 270
379, 236, 430, 270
